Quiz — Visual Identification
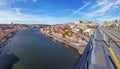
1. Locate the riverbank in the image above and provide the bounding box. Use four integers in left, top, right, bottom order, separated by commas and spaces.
40, 29, 86, 55
0, 31, 17, 48
0, 28, 31, 48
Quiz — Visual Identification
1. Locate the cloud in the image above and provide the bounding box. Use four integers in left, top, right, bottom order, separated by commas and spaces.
16, 0, 37, 3
0, 1, 6, 6
86, 0, 120, 19
89, 0, 109, 9
87, 3, 113, 17
16, 0, 26, 2
69, 1, 90, 17
0, 0, 119, 24
0, 0, 76, 24
115, 0, 120, 5
0, 0, 14, 7
96, 16, 120, 22
15, 8, 22, 15
0, 8, 76, 24
32, 0, 37, 2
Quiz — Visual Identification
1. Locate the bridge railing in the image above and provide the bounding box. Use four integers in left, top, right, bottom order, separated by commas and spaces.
74, 26, 99, 69
74, 34, 94, 69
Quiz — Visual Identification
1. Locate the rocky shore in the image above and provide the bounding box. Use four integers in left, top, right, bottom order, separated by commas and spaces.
40, 29, 86, 55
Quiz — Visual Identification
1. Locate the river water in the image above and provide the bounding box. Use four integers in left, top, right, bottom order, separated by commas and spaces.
0, 28, 80, 69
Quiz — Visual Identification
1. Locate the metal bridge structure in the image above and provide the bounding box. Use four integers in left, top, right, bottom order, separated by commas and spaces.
75, 26, 120, 69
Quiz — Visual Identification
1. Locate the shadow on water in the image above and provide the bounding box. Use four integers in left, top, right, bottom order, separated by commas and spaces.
0, 46, 20, 69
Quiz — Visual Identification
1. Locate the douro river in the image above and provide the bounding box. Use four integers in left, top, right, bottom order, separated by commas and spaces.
0, 28, 80, 69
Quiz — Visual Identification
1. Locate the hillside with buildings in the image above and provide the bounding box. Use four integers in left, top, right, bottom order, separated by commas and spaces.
100, 20, 120, 29
0, 24, 36, 39
41, 20, 95, 54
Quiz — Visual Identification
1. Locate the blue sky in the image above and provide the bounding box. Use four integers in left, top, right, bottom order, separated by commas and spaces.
0, 0, 120, 24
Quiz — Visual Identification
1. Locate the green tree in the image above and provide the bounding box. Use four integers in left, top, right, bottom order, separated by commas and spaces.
79, 28, 83, 34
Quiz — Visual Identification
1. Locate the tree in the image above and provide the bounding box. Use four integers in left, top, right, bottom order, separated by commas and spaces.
86, 25, 95, 29
79, 28, 83, 34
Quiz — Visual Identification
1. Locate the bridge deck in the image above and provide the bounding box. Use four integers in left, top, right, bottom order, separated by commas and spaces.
75, 27, 117, 69
90, 27, 115, 69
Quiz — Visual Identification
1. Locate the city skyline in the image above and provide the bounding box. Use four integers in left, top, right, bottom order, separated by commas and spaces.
0, 0, 120, 24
